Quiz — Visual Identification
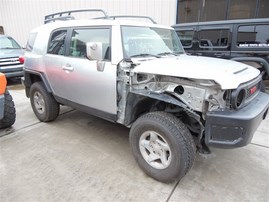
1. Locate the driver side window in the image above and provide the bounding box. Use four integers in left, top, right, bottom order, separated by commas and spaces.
69, 28, 111, 60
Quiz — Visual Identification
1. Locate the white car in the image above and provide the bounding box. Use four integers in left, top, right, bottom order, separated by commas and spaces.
23, 9, 269, 183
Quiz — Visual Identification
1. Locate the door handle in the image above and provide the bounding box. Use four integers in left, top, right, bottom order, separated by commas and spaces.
62, 64, 74, 72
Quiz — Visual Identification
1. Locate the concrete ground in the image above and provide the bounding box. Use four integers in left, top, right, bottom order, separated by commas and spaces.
0, 81, 269, 202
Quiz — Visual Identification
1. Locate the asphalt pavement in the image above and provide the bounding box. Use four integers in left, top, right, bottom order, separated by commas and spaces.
0, 81, 268, 202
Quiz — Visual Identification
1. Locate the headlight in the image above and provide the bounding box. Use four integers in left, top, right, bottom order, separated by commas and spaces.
231, 88, 246, 109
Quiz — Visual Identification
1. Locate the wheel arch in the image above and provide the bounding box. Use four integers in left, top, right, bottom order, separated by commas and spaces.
24, 69, 52, 97
124, 91, 204, 136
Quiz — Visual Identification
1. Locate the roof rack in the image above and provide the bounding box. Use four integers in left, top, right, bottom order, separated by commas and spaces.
44, 9, 109, 24
108, 16, 157, 24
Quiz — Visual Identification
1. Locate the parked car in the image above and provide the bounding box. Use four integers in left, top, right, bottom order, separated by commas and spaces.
172, 18, 269, 90
23, 9, 269, 183
0, 35, 24, 78
0, 72, 16, 129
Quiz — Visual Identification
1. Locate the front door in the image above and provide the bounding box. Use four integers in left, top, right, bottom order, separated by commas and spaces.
45, 27, 117, 119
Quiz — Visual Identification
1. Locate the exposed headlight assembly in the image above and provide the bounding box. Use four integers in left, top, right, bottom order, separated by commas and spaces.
231, 88, 246, 109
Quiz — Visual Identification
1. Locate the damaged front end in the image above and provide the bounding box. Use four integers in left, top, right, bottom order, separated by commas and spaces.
116, 59, 269, 152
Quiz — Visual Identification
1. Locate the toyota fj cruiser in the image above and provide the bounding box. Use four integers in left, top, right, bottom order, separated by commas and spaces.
0, 72, 16, 129
23, 9, 269, 183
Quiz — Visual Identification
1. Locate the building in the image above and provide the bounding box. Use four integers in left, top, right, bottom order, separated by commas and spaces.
177, 0, 269, 23
0, 0, 268, 45
0, 0, 177, 45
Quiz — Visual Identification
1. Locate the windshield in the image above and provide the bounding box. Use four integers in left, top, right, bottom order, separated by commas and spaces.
0, 36, 21, 49
121, 26, 184, 58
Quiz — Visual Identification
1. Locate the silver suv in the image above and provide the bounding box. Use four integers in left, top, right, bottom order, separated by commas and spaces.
23, 9, 269, 183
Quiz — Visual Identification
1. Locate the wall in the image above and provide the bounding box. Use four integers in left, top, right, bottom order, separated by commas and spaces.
0, 0, 177, 46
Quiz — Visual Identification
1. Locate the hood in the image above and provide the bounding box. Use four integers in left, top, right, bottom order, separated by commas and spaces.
0, 48, 24, 59
132, 54, 260, 89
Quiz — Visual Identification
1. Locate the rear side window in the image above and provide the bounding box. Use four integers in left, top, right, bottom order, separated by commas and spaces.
198, 29, 230, 48
26, 32, 37, 51
176, 30, 194, 47
47, 30, 67, 55
237, 24, 269, 48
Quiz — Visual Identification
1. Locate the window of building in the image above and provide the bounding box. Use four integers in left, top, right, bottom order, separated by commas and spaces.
228, 0, 256, 19
69, 28, 110, 60
177, 0, 269, 23
176, 30, 194, 47
48, 30, 67, 55
258, 0, 269, 18
178, 0, 200, 23
237, 24, 269, 48
199, 29, 230, 48
201, 0, 227, 21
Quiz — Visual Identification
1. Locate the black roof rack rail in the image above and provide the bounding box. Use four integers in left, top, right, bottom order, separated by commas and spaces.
109, 16, 157, 24
44, 9, 109, 24
94, 15, 157, 24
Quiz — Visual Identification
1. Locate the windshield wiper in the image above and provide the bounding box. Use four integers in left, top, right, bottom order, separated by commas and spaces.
157, 52, 180, 56
130, 53, 161, 58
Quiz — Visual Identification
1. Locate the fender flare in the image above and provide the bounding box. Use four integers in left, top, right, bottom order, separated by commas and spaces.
23, 69, 53, 97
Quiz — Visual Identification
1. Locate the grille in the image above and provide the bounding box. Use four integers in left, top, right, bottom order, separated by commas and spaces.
246, 82, 261, 100
0, 57, 20, 67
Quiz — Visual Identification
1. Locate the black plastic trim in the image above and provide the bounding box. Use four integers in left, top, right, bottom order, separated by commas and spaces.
205, 92, 269, 148
54, 95, 117, 122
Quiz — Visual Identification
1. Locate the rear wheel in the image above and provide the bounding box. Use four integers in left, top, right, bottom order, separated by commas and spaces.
30, 82, 59, 122
0, 91, 16, 129
129, 111, 196, 183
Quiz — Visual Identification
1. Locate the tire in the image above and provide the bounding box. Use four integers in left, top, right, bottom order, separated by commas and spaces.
30, 82, 59, 122
0, 91, 16, 129
129, 111, 196, 183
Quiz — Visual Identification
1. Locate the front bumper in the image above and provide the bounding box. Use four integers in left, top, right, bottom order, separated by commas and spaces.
205, 92, 269, 149
0, 65, 24, 78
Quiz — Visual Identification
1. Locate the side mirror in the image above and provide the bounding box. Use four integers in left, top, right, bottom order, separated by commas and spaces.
86, 42, 103, 61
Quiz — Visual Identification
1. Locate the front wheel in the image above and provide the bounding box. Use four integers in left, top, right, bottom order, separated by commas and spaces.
30, 82, 59, 122
0, 91, 16, 129
129, 111, 196, 183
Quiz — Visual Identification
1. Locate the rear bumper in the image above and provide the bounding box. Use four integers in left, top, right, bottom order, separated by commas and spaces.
205, 92, 269, 149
